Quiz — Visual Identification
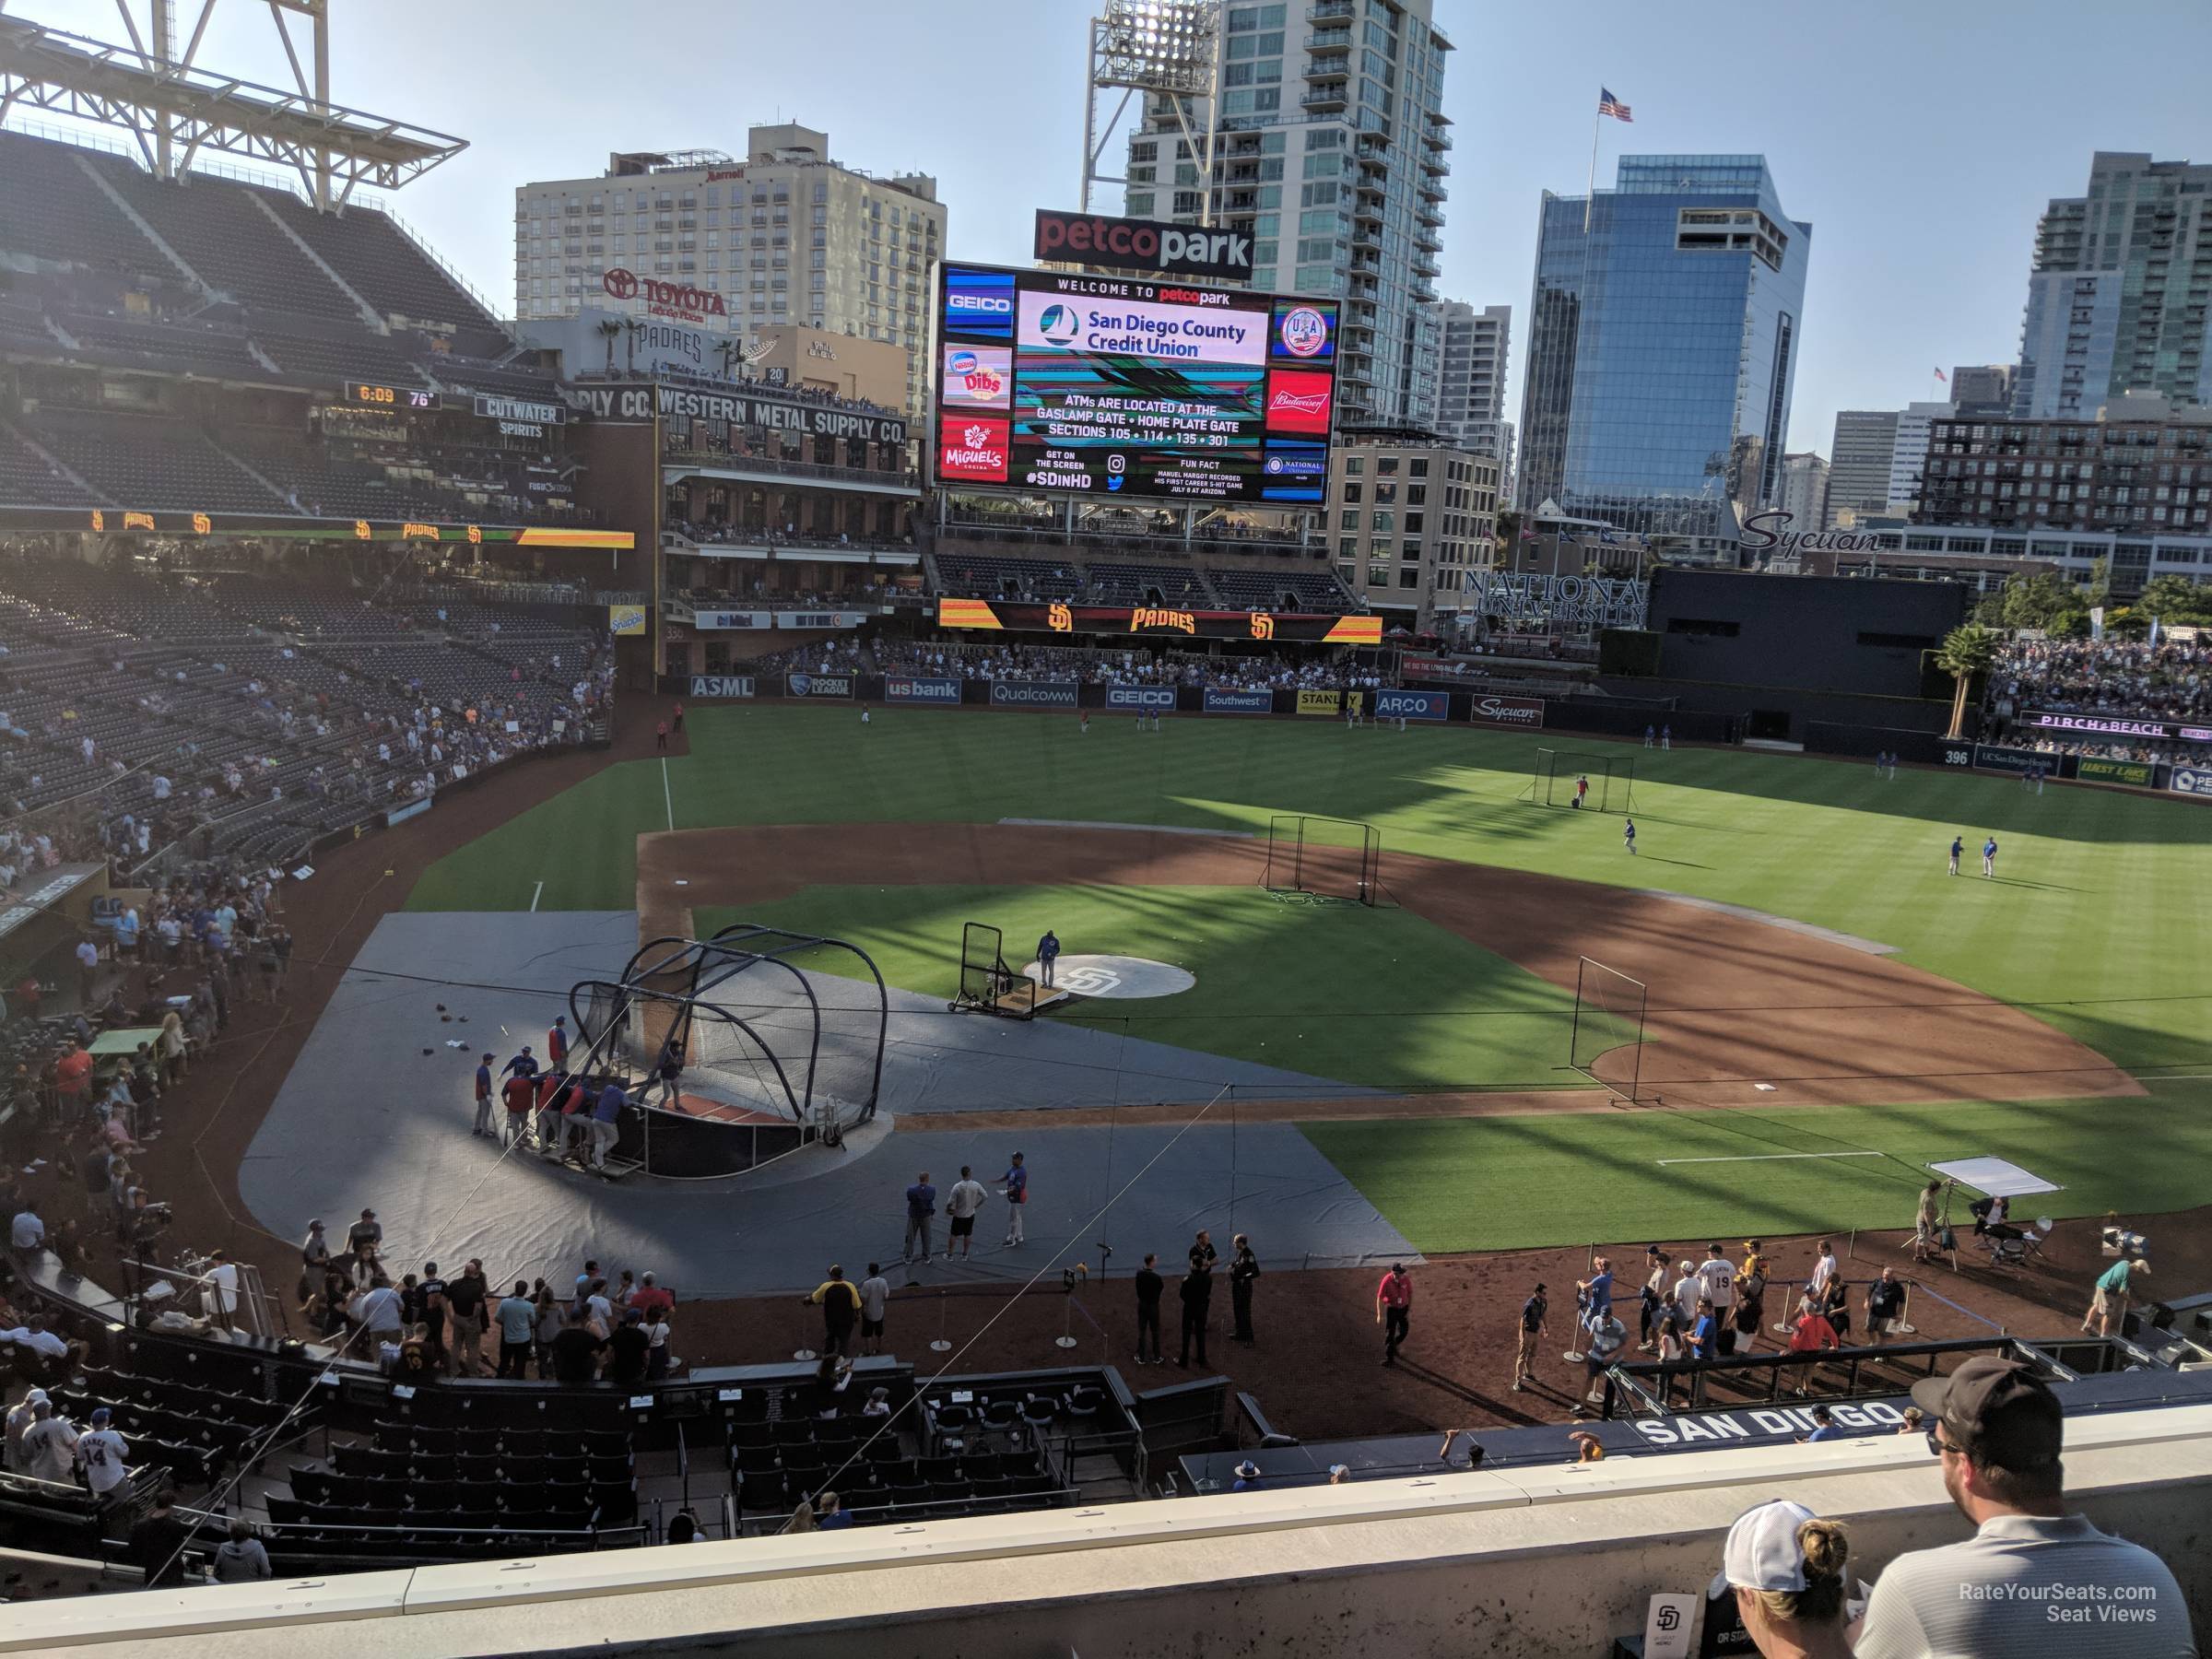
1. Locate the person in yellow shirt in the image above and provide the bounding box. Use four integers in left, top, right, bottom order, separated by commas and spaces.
802, 1265, 863, 1356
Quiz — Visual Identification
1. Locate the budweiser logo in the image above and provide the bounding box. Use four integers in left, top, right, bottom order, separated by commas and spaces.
1269, 389, 1329, 415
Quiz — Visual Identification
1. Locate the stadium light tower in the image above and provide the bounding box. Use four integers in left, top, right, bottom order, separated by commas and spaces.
1080, 0, 1223, 226
0, 1, 463, 208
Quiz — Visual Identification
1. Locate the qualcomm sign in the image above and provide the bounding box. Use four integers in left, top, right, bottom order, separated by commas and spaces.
989, 680, 1077, 708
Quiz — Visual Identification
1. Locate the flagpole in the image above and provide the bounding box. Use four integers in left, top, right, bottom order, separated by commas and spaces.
1584, 92, 1601, 234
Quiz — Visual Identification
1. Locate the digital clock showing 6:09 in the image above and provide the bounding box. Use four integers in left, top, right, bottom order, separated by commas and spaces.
347, 382, 435, 410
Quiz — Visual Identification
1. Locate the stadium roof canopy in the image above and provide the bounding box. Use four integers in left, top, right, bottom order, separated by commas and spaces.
0, 10, 464, 206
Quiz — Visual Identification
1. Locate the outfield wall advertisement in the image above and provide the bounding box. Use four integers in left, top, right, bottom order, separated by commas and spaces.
2077, 756, 2156, 789
1467, 694, 1547, 729
1971, 743, 2046, 776
1203, 688, 1275, 714
1373, 688, 1450, 724
1104, 686, 1176, 711
884, 676, 962, 705
988, 680, 1078, 708
783, 674, 853, 700
688, 676, 757, 699
935, 261, 1339, 505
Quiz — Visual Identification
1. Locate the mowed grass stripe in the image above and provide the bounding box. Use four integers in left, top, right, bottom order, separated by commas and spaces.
406, 706, 2212, 1074
1299, 1081, 2212, 1255
693, 884, 1584, 1092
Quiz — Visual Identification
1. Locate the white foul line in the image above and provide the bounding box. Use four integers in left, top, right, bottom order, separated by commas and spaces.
1656, 1151, 1885, 1166
661, 756, 675, 831
529, 880, 544, 913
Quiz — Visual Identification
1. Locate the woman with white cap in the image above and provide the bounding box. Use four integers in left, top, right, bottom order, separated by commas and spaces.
1708, 1499, 1853, 1659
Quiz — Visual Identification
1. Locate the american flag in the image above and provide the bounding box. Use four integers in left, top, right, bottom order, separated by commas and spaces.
1598, 88, 1632, 123
1934, 367, 1947, 382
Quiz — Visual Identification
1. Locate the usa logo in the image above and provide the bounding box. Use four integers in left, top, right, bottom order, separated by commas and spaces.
1279, 305, 1330, 358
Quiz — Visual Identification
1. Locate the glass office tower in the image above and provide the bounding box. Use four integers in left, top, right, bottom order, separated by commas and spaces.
1515, 156, 1810, 551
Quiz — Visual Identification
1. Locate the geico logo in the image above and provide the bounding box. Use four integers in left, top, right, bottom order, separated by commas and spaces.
948, 293, 1012, 312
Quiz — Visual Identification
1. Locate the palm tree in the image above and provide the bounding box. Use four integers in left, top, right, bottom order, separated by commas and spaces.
1935, 623, 2000, 740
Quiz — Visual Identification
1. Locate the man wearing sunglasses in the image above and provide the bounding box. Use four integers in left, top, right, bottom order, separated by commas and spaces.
1854, 1355, 2194, 1656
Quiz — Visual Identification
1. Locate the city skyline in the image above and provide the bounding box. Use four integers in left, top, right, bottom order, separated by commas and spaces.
11, 0, 2209, 458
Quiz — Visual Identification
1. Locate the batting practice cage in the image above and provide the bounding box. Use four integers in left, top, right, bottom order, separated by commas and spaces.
1263, 814, 1383, 906
949, 920, 1045, 1019
570, 924, 888, 1166
1521, 747, 1637, 812
1568, 955, 1648, 1103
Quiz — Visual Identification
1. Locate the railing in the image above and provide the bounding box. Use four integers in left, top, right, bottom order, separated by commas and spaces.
665, 449, 920, 489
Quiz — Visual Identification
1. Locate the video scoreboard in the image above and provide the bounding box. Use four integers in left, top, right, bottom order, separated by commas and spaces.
933, 262, 1338, 506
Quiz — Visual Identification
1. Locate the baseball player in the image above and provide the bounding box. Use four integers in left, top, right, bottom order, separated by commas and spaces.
861, 708, 871, 725
1574, 774, 1590, 809
1948, 835, 1962, 877
1661, 724, 1671, 751
1622, 818, 1637, 855
1643, 724, 1655, 748
1983, 834, 1997, 877
1036, 928, 1061, 990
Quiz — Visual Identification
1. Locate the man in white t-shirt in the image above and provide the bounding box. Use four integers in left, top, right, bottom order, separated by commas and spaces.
204, 1250, 241, 1330
20, 1399, 79, 1484
944, 1166, 990, 1261
76, 1407, 131, 1499
857, 1264, 891, 1355
1808, 1238, 1839, 1302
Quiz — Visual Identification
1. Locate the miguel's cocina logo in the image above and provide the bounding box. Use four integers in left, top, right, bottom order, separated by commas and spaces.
1131, 608, 1197, 635
1047, 602, 1073, 633
1249, 612, 1276, 641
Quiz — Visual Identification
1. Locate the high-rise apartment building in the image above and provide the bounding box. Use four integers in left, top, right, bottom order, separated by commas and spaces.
1948, 364, 2015, 416
1433, 300, 1512, 477
1916, 394, 2212, 541
2012, 152, 2212, 420
1122, 0, 1453, 429
1886, 401, 1959, 512
1325, 430, 1498, 619
1779, 452, 1829, 533
1514, 156, 1810, 552
1827, 409, 1900, 527
512, 124, 945, 418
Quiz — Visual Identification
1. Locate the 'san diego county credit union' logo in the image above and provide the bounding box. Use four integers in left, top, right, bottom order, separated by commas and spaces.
1278, 305, 1330, 357
1037, 303, 1081, 347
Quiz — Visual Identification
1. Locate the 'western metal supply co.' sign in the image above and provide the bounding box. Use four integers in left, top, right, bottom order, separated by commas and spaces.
657, 384, 906, 446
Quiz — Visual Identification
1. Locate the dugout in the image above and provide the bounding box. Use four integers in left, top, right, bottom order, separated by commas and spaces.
1604, 568, 1968, 741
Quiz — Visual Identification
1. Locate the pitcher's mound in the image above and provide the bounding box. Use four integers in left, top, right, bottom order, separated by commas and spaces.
1023, 955, 1194, 1000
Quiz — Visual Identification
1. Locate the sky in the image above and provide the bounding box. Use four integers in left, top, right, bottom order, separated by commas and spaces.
17, 0, 2212, 456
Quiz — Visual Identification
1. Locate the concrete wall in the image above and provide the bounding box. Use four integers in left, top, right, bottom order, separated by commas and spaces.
18, 1404, 2210, 1658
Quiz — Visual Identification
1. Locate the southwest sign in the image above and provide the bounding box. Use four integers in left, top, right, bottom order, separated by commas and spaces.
1034, 209, 1254, 282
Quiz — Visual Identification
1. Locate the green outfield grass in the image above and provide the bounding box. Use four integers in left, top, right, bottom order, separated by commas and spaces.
407, 703, 2212, 1075
695, 884, 1583, 1091
1299, 1079, 2212, 1255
